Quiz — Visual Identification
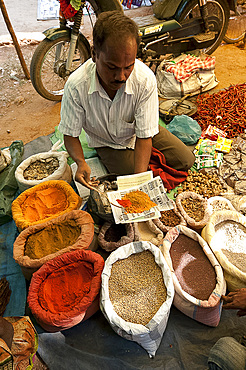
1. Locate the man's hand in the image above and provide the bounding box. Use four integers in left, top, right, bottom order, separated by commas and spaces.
222, 288, 246, 316
75, 163, 99, 189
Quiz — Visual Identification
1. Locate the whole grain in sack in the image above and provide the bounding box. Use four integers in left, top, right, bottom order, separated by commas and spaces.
12, 180, 82, 230
27, 249, 104, 332
202, 210, 246, 291
13, 210, 94, 280
100, 241, 174, 358
160, 225, 226, 327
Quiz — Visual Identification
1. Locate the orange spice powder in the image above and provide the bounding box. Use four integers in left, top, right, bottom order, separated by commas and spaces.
121, 190, 157, 214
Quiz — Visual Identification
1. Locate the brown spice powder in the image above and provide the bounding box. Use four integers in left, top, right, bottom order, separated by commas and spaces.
170, 234, 216, 300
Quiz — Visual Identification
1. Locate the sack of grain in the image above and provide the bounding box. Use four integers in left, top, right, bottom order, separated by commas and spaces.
175, 191, 210, 230
160, 225, 226, 327
15, 141, 72, 192
201, 210, 246, 291
13, 210, 94, 280
98, 221, 140, 252
207, 196, 237, 216
152, 198, 186, 234
12, 180, 82, 230
100, 241, 174, 358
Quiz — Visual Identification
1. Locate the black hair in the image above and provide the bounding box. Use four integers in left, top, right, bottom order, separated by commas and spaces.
93, 10, 140, 53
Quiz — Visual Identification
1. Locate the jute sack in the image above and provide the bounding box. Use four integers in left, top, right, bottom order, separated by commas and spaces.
160, 225, 226, 327
13, 210, 95, 280
100, 241, 174, 358
15, 141, 72, 192
175, 191, 210, 230
201, 210, 246, 291
11, 180, 82, 230
27, 249, 105, 332
152, 198, 186, 234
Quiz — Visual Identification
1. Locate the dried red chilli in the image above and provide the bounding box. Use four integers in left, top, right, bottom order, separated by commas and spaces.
193, 83, 246, 138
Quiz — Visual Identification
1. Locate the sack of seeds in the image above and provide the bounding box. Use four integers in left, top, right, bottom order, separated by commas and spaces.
152, 199, 186, 233
202, 210, 246, 291
98, 221, 140, 252
100, 241, 174, 358
160, 225, 226, 327
15, 141, 72, 192
175, 191, 210, 230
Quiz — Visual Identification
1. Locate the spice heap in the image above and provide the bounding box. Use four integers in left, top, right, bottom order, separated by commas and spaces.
181, 198, 205, 222
213, 220, 246, 272
160, 209, 182, 228
176, 169, 224, 198
193, 83, 246, 139
118, 190, 157, 214
109, 250, 167, 326
21, 187, 69, 222
170, 234, 216, 300
0, 277, 11, 316
25, 219, 81, 259
23, 158, 59, 180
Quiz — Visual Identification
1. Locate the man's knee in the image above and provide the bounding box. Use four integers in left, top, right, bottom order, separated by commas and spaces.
208, 337, 246, 370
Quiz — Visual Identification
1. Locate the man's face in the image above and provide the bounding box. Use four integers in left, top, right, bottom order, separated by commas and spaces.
93, 36, 138, 98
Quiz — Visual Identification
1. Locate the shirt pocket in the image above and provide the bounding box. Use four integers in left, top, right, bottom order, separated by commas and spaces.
115, 119, 136, 141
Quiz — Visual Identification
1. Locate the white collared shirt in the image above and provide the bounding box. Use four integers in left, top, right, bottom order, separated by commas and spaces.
59, 58, 159, 149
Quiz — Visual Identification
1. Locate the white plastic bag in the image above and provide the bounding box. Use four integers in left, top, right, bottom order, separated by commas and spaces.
15, 141, 72, 192
156, 54, 218, 99
100, 241, 174, 358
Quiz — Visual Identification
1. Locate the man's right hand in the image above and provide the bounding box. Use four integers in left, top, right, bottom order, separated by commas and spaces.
75, 162, 97, 189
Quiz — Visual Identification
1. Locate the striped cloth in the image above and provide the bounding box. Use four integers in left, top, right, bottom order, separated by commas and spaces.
165, 54, 216, 83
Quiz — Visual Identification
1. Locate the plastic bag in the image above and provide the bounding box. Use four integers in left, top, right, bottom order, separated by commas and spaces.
166, 115, 202, 145
0, 141, 24, 225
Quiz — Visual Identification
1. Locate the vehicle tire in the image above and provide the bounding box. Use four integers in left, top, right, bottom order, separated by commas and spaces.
178, 0, 230, 54
30, 35, 90, 101
223, 4, 246, 44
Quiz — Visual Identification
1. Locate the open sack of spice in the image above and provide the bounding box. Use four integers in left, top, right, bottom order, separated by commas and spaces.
160, 225, 226, 327
27, 248, 105, 332
13, 210, 95, 280
202, 210, 246, 292
175, 191, 210, 230
15, 140, 72, 192
12, 180, 82, 230
100, 241, 174, 358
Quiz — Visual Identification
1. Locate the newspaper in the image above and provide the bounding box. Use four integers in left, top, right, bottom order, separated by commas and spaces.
107, 175, 174, 224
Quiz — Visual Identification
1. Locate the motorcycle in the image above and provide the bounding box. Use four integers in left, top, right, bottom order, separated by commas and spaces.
30, 0, 235, 101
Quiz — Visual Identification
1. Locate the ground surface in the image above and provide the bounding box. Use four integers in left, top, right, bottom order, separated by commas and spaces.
0, 5, 246, 149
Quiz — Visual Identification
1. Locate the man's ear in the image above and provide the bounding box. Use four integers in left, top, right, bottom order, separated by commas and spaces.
91, 46, 96, 62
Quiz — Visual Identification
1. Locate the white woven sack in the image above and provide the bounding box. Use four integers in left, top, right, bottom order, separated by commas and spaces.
100, 241, 174, 358
15, 140, 72, 192
156, 56, 218, 99
0, 148, 11, 172
160, 225, 226, 327
201, 210, 246, 291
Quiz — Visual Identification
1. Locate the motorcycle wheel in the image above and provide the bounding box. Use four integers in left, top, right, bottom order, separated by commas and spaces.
178, 0, 230, 54
30, 36, 90, 101
223, 4, 246, 44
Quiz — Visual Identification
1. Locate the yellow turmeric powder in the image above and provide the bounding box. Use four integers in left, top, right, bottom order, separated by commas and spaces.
121, 190, 157, 214
25, 219, 81, 259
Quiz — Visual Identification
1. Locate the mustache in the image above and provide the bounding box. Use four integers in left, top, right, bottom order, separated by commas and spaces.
114, 80, 126, 84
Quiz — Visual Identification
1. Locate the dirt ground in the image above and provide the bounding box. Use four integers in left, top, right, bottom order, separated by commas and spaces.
0, 5, 246, 151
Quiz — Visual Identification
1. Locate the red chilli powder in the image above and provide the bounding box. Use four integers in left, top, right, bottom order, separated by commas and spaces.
170, 234, 216, 300
38, 261, 94, 313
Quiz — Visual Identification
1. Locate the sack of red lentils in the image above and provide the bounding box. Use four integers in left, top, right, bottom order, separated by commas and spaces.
100, 241, 174, 358
175, 191, 210, 230
13, 210, 95, 280
201, 210, 246, 291
160, 225, 226, 327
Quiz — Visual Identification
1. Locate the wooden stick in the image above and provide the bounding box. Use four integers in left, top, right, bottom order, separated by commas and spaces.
0, 0, 30, 79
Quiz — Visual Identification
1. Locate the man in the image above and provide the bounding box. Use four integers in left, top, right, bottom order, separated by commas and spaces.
59, 10, 195, 189
208, 288, 246, 370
